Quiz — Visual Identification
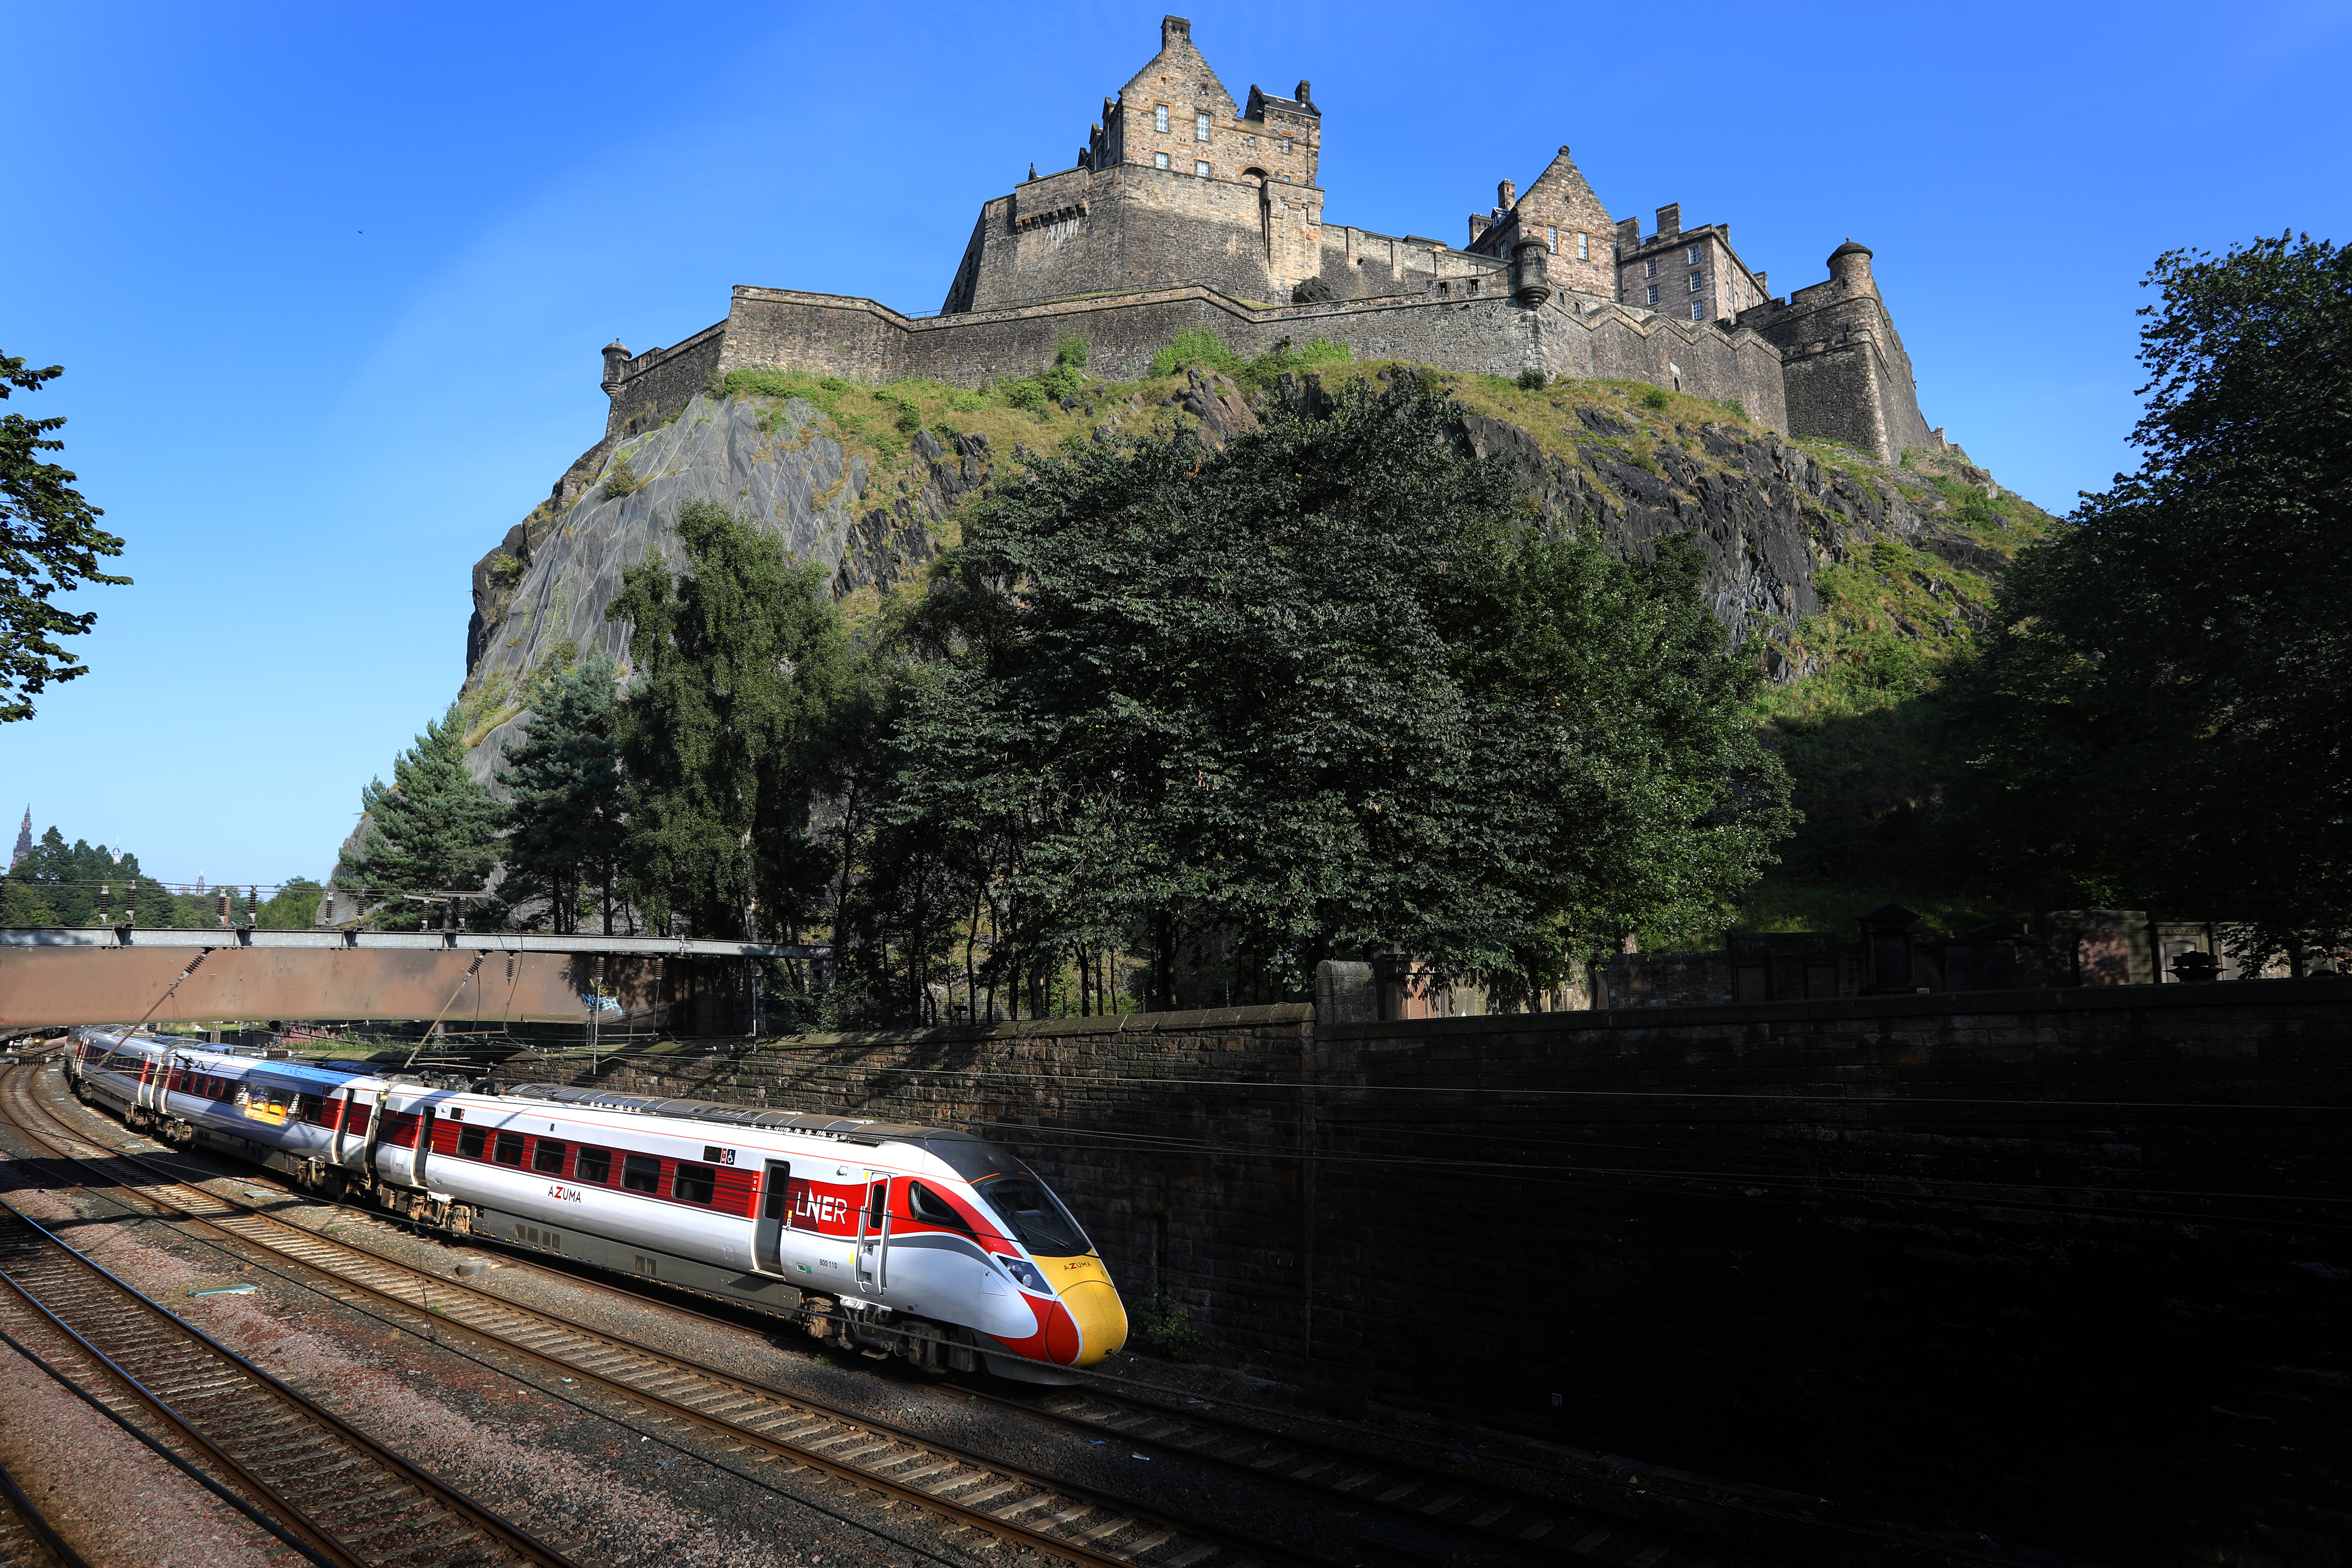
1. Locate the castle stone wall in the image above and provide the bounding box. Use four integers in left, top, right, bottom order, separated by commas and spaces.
958, 163, 1308, 313
603, 323, 726, 441
696, 282, 1791, 433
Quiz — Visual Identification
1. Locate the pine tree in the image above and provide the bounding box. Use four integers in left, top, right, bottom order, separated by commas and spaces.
341, 706, 500, 926
608, 500, 850, 938
497, 654, 626, 933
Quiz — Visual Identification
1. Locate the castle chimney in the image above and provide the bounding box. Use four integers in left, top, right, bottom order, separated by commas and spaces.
1615, 215, 1640, 250
1655, 203, 1681, 239
1163, 14, 1190, 45
1498, 178, 1517, 209
1827, 239, 1877, 295
1295, 79, 1312, 103
601, 340, 630, 391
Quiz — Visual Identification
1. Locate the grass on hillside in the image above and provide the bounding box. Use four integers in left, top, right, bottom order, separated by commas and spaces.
638, 332, 2057, 943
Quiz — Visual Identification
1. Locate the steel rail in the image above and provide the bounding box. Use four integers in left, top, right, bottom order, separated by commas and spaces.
0, 1202, 574, 1568
0, 1065, 1319, 1568
0, 1452, 89, 1568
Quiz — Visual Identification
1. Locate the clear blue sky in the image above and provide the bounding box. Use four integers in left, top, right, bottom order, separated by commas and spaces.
7, 0, 2346, 884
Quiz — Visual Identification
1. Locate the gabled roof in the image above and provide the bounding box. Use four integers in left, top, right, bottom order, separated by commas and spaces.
1245, 83, 1319, 120
1120, 16, 1237, 119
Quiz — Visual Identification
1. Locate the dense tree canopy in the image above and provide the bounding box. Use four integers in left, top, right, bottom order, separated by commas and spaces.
0, 355, 128, 721
1962, 234, 2351, 963
877, 373, 1790, 1008
609, 499, 851, 939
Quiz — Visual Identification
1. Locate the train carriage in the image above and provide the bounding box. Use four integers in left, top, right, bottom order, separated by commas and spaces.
64, 1028, 1125, 1382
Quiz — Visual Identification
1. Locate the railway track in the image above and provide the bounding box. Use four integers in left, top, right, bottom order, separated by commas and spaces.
0, 1199, 566, 1568
0, 1059, 1316, 1568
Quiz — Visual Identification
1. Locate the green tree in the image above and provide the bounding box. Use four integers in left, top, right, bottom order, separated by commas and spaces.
893, 372, 1790, 1007
1961, 234, 2352, 965
4, 827, 172, 926
497, 653, 626, 933
255, 878, 324, 929
608, 500, 850, 938
340, 706, 501, 926
0, 356, 130, 721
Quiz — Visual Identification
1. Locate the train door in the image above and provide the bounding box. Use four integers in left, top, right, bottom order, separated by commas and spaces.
414, 1107, 436, 1184
754, 1161, 791, 1274
855, 1176, 890, 1294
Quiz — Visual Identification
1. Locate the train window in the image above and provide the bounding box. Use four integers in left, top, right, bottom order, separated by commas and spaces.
979, 1177, 1091, 1258
493, 1132, 526, 1166
762, 1166, 792, 1220
458, 1125, 487, 1159
621, 1154, 661, 1194
533, 1140, 567, 1175
908, 1181, 971, 1232
576, 1147, 613, 1184
674, 1163, 716, 1205
868, 1182, 887, 1229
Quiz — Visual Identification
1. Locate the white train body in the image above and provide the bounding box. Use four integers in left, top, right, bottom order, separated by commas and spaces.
65, 1029, 1125, 1379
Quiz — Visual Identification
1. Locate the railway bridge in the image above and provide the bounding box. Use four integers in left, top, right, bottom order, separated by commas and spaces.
0, 926, 816, 1030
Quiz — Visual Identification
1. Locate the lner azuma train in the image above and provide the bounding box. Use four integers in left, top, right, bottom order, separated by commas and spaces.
65, 1028, 1126, 1382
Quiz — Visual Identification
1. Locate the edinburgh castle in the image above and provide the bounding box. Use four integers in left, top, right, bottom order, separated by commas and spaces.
595, 16, 1953, 468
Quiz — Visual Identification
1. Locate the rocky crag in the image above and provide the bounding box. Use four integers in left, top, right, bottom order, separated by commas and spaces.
449, 360, 2046, 802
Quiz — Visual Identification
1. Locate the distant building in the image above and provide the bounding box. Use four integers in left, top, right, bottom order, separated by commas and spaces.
10, 807, 28, 869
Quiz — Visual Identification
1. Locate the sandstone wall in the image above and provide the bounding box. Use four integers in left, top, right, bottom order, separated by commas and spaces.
708, 283, 1789, 432
483, 979, 2352, 1566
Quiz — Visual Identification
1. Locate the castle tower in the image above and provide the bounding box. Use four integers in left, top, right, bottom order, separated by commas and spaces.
9, 807, 28, 869
941, 16, 1325, 313
1827, 238, 1878, 296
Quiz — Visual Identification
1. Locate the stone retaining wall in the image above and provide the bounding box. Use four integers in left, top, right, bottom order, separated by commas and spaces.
482, 981, 2352, 1566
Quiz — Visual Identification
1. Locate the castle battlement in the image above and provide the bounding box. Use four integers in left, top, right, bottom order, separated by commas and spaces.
596, 16, 1948, 464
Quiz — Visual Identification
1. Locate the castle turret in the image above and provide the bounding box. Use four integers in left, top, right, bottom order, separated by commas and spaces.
601, 340, 630, 391
1498, 178, 1516, 209
1512, 239, 1552, 307
1827, 238, 1877, 296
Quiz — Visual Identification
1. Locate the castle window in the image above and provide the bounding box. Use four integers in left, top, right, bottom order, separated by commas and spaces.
1195, 160, 1210, 176
1687, 245, 1701, 264
1646, 285, 1659, 306
1282, 137, 1292, 153
1644, 259, 1657, 278
1546, 225, 1558, 253
1155, 152, 1170, 169
1577, 232, 1590, 260
1688, 272, 1703, 292
1155, 104, 1170, 134
1691, 301, 1705, 321
1195, 111, 1211, 142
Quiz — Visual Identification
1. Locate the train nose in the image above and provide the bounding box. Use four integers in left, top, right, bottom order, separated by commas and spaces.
1058, 1278, 1128, 1366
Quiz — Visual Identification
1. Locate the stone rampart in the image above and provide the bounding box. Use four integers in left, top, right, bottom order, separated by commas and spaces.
603, 323, 727, 441
483, 980, 2352, 1565
652, 281, 1790, 431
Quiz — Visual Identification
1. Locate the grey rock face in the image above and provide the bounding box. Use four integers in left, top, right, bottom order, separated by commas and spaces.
457, 392, 998, 787
1460, 406, 1989, 653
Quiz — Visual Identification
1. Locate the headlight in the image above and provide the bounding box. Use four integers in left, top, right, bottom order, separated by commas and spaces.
1002, 1257, 1049, 1293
